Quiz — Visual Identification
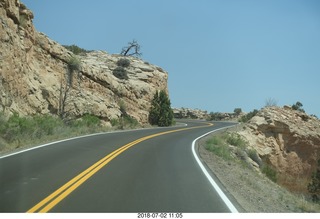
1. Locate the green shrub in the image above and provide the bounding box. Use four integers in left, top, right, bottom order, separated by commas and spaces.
67, 55, 81, 73
205, 136, 233, 160
113, 66, 128, 80
239, 109, 259, 123
110, 118, 119, 127
0, 136, 6, 150
207, 135, 225, 146
1, 113, 64, 143
262, 164, 278, 182
112, 115, 139, 130
234, 108, 242, 116
207, 112, 225, 121
63, 44, 90, 55
292, 101, 305, 113
226, 133, 247, 149
117, 58, 131, 68
3, 112, 32, 142
32, 114, 64, 137
65, 55, 81, 89
247, 148, 262, 167
82, 114, 100, 127
0, 112, 6, 133
0, 113, 104, 147
122, 115, 139, 128
70, 114, 101, 127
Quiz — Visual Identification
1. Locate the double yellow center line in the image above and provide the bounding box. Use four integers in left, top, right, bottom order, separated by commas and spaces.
27, 123, 213, 213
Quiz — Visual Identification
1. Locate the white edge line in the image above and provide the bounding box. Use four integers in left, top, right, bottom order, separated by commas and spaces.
192, 126, 239, 213
0, 123, 188, 160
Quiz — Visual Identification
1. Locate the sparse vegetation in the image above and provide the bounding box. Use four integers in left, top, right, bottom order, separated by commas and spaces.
308, 159, 320, 203
113, 58, 131, 80
234, 108, 242, 116
117, 58, 131, 68
19, 14, 28, 28
292, 101, 305, 113
207, 112, 230, 121
0, 112, 106, 151
239, 109, 259, 123
265, 97, 278, 107
63, 44, 91, 55
113, 66, 128, 80
205, 135, 233, 160
59, 55, 82, 119
118, 115, 139, 130
110, 116, 139, 130
226, 132, 247, 149
201, 135, 320, 212
247, 148, 262, 167
0, 110, 142, 154
109, 101, 139, 130
69, 114, 101, 128
201, 130, 320, 212
205, 131, 279, 182
207, 112, 223, 121
262, 164, 278, 182
205, 132, 248, 161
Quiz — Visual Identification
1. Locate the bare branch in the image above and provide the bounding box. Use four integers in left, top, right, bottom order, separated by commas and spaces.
120, 40, 142, 57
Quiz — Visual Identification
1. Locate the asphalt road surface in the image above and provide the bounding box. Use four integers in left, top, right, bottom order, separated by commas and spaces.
0, 120, 239, 213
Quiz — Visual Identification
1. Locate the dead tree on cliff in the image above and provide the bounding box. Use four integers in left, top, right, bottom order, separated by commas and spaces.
120, 40, 142, 57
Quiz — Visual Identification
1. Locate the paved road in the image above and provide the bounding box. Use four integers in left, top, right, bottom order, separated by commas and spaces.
0, 120, 238, 212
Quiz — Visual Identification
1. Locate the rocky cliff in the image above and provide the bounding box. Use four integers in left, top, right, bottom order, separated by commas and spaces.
0, 0, 168, 125
238, 106, 320, 193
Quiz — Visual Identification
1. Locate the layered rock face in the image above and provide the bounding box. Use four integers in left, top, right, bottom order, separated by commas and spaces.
238, 106, 320, 193
0, 0, 168, 124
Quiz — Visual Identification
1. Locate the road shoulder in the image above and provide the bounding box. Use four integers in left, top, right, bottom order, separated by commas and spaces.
197, 129, 316, 213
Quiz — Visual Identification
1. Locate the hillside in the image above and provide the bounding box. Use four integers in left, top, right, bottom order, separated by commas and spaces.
0, 0, 168, 125
199, 106, 320, 212
237, 106, 320, 194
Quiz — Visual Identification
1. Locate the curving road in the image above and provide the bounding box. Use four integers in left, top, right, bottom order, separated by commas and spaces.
0, 120, 238, 213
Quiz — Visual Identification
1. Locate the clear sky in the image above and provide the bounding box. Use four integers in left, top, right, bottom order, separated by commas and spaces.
22, 0, 320, 117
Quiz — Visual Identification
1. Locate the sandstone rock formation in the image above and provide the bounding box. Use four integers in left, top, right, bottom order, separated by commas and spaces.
238, 106, 320, 193
0, 0, 168, 125
172, 107, 209, 120
172, 107, 243, 121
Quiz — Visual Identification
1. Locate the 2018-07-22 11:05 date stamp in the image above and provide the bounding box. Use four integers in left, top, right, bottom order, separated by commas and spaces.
137, 213, 183, 218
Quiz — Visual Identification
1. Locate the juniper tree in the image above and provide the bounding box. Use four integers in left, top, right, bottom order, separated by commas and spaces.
149, 90, 174, 127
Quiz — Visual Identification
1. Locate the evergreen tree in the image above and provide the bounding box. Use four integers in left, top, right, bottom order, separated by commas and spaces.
149, 90, 174, 127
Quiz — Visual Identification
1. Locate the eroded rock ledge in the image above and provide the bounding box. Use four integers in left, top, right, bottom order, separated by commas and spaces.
0, 0, 168, 125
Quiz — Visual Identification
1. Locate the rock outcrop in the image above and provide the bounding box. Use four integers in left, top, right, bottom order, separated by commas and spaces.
172, 107, 209, 120
238, 106, 320, 193
0, 0, 168, 125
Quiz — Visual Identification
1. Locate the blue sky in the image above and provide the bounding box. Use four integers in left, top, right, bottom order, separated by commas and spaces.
22, 0, 320, 116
